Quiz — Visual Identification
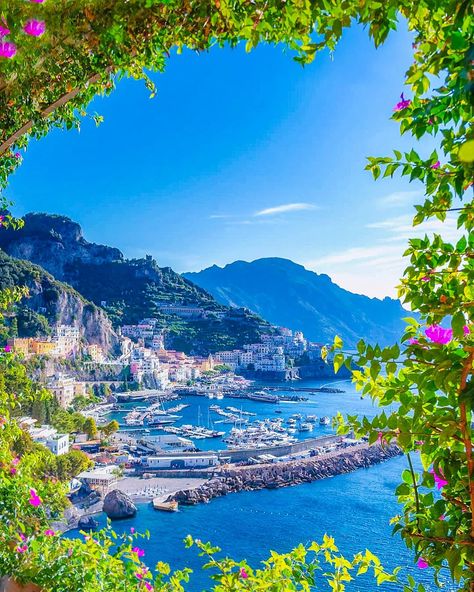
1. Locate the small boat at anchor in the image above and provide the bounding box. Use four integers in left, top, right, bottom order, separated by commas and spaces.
152, 499, 179, 512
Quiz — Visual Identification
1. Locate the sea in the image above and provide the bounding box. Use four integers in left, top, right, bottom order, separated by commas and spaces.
67, 379, 456, 591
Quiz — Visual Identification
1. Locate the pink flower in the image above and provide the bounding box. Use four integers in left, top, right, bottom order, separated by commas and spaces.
28, 488, 42, 507
394, 93, 411, 112
421, 276, 430, 282
67, 548, 73, 557
132, 547, 145, 558
16, 545, 28, 553
44, 529, 55, 536
30, 0, 45, 2
0, 20, 10, 37
0, 215, 4, 226
430, 468, 448, 490
415, 440, 424, 446
23, 19, 46, 37
425, 325, 452, 345
377, 431, 384, 444
4, 345, 11, 353
240, 568, 249, 579
0, 41, 16, 58
408, 338, 419, 345
417, 557, 429, 569
144, 584, 153, 591
10, 467, 17, 475
18, 533, 27, 541
130, 527, 135, 534
135, 572, 143, 580
464, 325, 470, 336
439, 514, 446, 521
14, 152, 21, 159
431, 161, 440, 169
12, 457, 20, 465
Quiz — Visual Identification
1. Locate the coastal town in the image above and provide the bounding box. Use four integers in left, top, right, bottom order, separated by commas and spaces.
4, 313, 398, 527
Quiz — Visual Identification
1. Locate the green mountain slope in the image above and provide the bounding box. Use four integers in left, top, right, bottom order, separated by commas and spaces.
184, 258, 408, 348
0, 214, 272, 354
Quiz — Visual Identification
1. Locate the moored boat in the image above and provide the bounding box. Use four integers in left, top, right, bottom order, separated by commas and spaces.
152, 499, 179, 512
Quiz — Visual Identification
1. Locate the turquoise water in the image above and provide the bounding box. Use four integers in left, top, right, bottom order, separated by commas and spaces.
69, 380, 454, 591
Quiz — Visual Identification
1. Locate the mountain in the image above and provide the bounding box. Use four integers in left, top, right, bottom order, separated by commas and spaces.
0, 214, 272, 354
183, 258, 408, 347
0, 249, 119, 352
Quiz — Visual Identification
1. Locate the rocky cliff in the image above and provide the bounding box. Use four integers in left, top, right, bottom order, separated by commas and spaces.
0, 249, 119, 353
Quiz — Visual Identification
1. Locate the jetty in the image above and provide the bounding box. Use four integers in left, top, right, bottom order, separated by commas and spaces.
167, 443, 401, 505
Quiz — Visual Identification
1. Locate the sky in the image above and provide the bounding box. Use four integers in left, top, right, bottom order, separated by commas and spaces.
6, 22, 452, 299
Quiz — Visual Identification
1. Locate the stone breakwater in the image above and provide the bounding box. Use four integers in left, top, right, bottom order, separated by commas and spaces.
168, 444, 402, 505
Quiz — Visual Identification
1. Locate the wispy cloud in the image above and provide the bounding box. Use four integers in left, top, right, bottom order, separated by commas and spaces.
378, 190, 423, 208
306, 244, 403, 267
367, 214, 460, 243
254, 202, 317, 217
209, 214, 233, 219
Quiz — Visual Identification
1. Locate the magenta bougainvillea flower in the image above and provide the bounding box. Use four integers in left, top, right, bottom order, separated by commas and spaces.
408, 338, 419, 345
24, 19, 46, 37
439, 514, 446, 521
240, 568, 249, 579
16, 545, 28, 553
4, 344, 11, 352
144, 584, 153, 592
0, 42, 16, 58
431, 161, 440, 169
44, 529, 55, 536
132, 547, 145, 557
425, 325, 453, 344
0, 20, 10, 37
393, 93, 411, 111
130, 527, 135, 534
417, 558, 429, 569
30, 0, 45, 3
430, 468, 448, 490
135, 572, 144, 580
464, 325, 470, 335
28, 488, 42, 507
18, 532, 27, 542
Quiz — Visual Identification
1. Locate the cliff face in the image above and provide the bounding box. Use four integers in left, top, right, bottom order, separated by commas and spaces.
0, 249, 119, 353
0, 213, 123, 281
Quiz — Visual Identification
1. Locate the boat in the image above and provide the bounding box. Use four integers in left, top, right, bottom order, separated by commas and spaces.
215, 392, 224, 400
306, 415, 317, 423
319, 416, 331, 426
144, 414, 181, 427
247, 391, 279, 404
152, 499, 179, 512
298, 423, 313, 432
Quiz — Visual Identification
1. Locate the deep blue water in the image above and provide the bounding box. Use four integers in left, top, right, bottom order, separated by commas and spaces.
69, 380, 455, 591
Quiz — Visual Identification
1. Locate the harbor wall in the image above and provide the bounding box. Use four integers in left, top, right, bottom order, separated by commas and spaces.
218, 435, 342, 462
168, 444, 402, 505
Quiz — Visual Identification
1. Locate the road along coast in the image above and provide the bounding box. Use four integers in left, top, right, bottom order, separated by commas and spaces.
168, 443, 402, 505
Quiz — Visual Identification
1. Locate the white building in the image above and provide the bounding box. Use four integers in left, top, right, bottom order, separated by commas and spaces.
48, 374, 76, 408
53, 325, 80, 358
143, 452, 218, 470
77, 464, 119, 492
29, 424, 70, 456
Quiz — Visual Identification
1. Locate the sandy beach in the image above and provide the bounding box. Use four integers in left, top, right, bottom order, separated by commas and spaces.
117, 475, 208, 503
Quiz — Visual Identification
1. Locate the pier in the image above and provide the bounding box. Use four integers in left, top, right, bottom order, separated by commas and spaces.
169, 443, 402, 505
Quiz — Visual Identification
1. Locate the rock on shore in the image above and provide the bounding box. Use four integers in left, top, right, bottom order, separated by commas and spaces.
168, 444, 401, 505
103, 489, 137, 519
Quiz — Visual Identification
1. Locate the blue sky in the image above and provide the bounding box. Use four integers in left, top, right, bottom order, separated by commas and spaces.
6, 22, 452, 298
